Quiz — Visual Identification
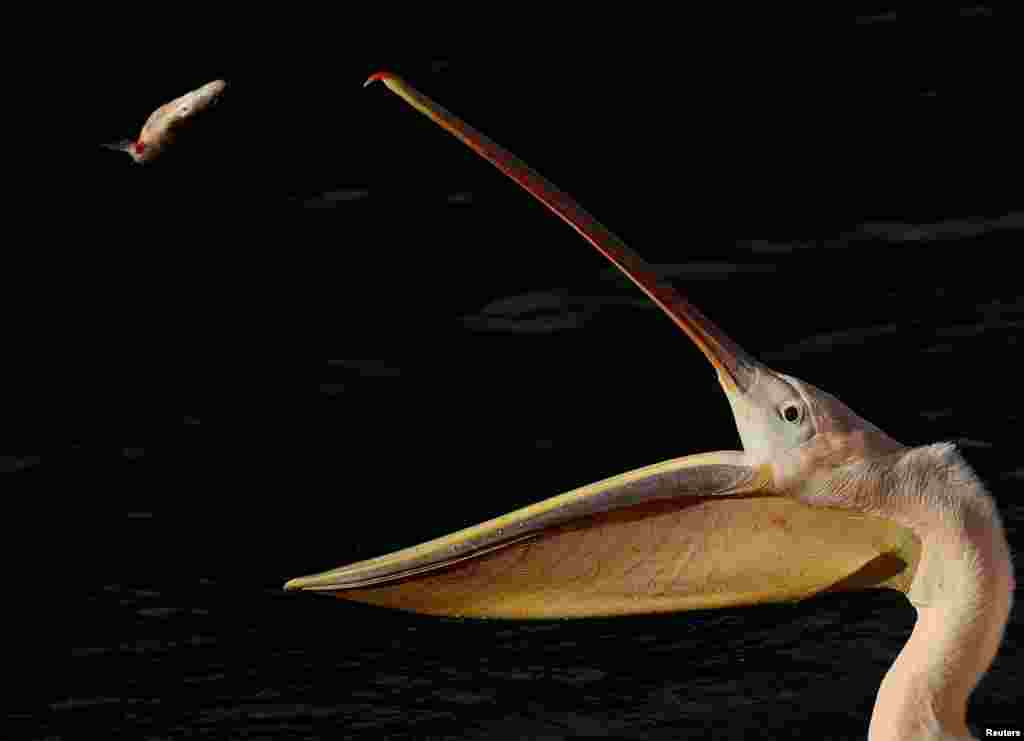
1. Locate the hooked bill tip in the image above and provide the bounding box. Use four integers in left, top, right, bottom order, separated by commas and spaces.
364, 70, 394, 88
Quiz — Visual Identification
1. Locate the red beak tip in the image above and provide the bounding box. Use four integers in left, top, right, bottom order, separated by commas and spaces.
364, 70, 393, 88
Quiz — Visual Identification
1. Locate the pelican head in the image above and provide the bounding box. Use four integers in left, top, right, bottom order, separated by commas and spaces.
285, 73, 1012, 741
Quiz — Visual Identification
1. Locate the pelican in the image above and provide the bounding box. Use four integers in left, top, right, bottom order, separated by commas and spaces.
285, 72, 1014, 741
102, 79, 227, 163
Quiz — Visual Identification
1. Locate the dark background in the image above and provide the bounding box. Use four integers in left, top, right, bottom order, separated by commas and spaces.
10, 7, 1023, 739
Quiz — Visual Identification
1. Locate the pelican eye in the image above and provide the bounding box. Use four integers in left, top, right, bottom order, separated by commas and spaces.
781, 403, 802, 423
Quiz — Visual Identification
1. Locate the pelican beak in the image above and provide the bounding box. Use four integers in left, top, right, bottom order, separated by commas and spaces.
365, 71, 761, 397
282, 74, 921, 619
666, 294, 761, 395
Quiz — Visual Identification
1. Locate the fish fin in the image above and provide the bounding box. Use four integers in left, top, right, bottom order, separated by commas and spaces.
100, 139, 135, 154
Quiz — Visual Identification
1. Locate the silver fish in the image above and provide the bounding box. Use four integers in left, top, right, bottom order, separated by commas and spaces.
102, 79, 227, 164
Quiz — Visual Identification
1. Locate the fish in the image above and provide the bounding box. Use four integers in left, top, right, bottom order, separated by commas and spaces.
102, 79, 227, 164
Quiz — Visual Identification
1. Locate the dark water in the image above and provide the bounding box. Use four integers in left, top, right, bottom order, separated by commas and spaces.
14, 15, 1024, 740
